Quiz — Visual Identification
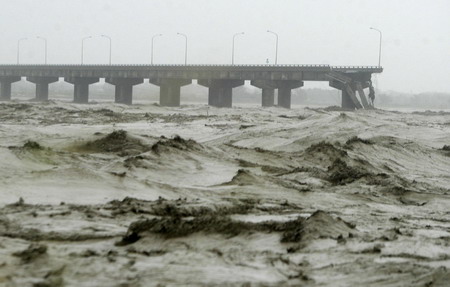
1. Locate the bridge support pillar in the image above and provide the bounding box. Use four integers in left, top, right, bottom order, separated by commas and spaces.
329, 80, 359, 110
27, 77, 59, 101
341, 88, 356, 109
106, 78, 143, 105
276, 81, 304, 109
252, 80, 303, 109
65, 77, 99, 103
251, 80, 277, 107
261, 89, 275, 107
150, 78, 192, 107
0, 76, 21, 101
198, 79, 244, 108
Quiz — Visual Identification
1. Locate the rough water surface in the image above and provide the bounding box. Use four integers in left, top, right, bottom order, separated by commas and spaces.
0, 101, 450, 286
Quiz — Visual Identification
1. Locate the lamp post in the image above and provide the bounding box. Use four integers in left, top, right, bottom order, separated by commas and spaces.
81, 36, 92, 65
101, 34, 112, 65
267, 30, 278, 65
232, 32, 244, 65
17, 38, 28, 64
177, 32, 188, 65
370, 27, 382, 67
151, 34, 162, 65
36, 36, 47, 64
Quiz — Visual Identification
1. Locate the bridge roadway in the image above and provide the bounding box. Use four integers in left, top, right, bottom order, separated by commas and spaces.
0, 64, 382, 109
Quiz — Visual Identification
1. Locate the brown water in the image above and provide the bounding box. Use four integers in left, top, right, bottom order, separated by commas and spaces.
1, 101, 449, 286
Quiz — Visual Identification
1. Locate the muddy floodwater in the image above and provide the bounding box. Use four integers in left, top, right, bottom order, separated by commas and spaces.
0, 101, 449, 286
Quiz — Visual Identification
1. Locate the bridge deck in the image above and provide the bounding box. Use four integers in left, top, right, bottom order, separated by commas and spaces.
0, 64, 382, 82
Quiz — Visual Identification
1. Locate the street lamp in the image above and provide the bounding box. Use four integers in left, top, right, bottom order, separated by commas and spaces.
101, 34, 112, 65
151, 34, 162, 65
81, 36, 92, 65
36, 36, 47, 64
267, 30, 278, 65
370, 27, 382, 67
232, 32, 244, 65
17, 38, 28, 64
177, 32, 188, 65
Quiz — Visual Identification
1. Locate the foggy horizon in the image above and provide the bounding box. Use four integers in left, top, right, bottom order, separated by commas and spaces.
1, 0, 449, 93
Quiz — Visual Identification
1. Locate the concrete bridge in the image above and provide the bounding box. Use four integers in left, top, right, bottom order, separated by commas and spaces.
0, 64, 382, 109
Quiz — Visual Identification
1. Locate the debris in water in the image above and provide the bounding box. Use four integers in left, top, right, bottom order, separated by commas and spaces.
23, 140, 44, 150
117, 209, 354, 247
81, 129, 149, 156
223, 169, 262, 186
13, 243, 48, 263
345, 136, 374, 146
305, 141, 348, 160
151, 135, 202, 154
327, 158, 368, 185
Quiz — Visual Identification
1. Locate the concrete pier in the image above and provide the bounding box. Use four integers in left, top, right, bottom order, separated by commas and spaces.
150, 78, 192, 107
341, 88, 357, 109
27, 76, 59, 101
251, 80, 276, 107
198, 79, 244, 108
252, 80, 303, 108
0, 76, 21, 101
276, 81, 304, 109
65, 77, 99, 103
106, 78, 143, 105
261, 89, 275, 107
329, 80, 360, 110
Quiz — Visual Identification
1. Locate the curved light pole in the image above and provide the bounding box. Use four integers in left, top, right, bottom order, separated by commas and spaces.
232, 32, 244, 65
151, 34, 162, 65
267, 30, 278, 65
177, 32, 188, 65
36, 36, 47, 64
17, 38, 28, 64
370, 27, 382, 67
81, 36, 92, 65
101, 34, 112, 65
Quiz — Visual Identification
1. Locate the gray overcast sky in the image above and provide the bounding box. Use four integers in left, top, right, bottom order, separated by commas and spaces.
0, 0, 449, 93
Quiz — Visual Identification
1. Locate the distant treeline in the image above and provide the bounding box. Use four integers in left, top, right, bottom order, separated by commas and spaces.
376, 92, 450, 109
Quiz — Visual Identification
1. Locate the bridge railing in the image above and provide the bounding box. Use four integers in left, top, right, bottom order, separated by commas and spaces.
0, 64, 331, 67
331, 66, 383, 71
